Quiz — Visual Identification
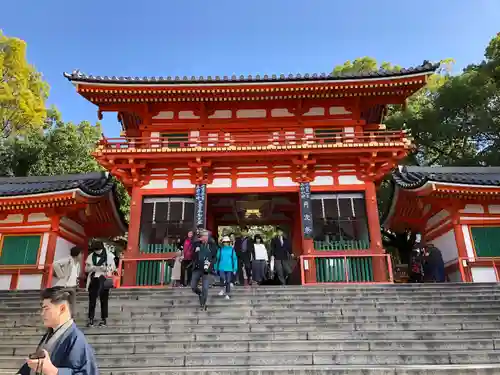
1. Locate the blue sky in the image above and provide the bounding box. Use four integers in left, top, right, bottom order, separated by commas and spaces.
1, 0, 499, 137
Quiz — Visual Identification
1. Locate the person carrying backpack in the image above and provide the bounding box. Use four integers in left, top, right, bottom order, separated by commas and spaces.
215, 236, 238, 300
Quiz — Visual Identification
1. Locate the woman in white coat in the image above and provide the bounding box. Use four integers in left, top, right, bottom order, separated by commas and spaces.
52, 246, 82, 289
85, 241, 116, 327
252, 234, 269, 285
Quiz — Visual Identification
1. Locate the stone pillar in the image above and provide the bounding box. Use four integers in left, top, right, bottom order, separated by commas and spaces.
194, 184, 207, 228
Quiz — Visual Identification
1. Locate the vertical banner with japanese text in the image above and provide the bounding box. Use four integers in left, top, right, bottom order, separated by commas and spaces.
299, 182, 313, 239
194, 184, 207, 228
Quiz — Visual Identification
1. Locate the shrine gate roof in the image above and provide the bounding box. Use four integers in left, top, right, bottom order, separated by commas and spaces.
393, 166, 500, 190
0, 172, 114, 197
0, 172, 127, 236
63, 61, 439, 86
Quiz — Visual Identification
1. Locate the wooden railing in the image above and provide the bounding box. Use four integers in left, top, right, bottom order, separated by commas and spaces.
314, 240, 370, 251
97, 130, 409, 152
445, 257, 500, 283
300, 253, 393, 285
117, 256, 176, 288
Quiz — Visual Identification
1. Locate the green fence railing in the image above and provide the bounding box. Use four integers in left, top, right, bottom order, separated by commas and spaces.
136, 260, 172, 286
135, 243, 177, 286
314, 240, 370, 251
315, 257, 373, 282
140, 243, 178, 253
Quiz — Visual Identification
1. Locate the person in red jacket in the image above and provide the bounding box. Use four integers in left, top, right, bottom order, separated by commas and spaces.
181, 230, 195, 286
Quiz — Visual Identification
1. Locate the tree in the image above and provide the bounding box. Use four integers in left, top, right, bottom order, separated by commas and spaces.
0, 30, 49, 137
2, 114, 130, 221
332, 35, 500, 262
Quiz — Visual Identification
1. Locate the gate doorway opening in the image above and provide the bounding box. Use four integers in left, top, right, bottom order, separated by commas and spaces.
207, 192, 302, 284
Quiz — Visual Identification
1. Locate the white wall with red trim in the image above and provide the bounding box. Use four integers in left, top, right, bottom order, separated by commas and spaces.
0, 213, 85, 290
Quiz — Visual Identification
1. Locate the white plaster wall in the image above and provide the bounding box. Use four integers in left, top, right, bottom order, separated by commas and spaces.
236, 109, 266, 118
471, 267, 497, 283
303, 107, 325, 116
17, 275, 43, 290
27, 213, 50, 222
310, 176, 334, 186
54, 237, 76, 262
142, 180, 168, 189
37, 233, 50, 268
338, 175, 364, 185
329, 106, 351, 115
462, 225, 475, 258
460, 204, 484, 214
172, 179, 195, 189
152, 111, 174, 119
208, 178, 233, 189
430, 229, 459, 263
273, 177, 296, 187
489, 205, 500, 214
426, 210, 450, 230
236, 178, 269, 188
0, 214, 23, 224
0, 275, 11, 290
61, 217, 85, 236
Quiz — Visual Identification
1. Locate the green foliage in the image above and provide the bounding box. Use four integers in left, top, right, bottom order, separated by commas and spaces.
0, 30, 49, 137
0, 117, 130, 222
334, 35, 500, 260
332, 57, 402, 75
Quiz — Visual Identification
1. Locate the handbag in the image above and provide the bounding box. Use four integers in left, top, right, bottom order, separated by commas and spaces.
102, 253, 115, 289
103, 276, 114, 290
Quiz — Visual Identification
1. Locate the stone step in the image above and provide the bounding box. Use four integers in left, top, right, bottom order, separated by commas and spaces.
5, 321, 500, 335
0, 302, 500, 317
5, 288, 500, 300
1, 283, 498, 294
3, 350, 500, 368
7, 291, 500, 304
5, 339, 500, 357
4, 330, 500, 345
3, 364, 500, 375
77, 364, 500, 375
3, 307, 498, 323
4, 313, 500, 328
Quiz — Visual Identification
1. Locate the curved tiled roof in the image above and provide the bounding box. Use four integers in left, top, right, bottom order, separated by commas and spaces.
63, 61, 439, 85
0, 172, 114, 197
393, 166, 500, 190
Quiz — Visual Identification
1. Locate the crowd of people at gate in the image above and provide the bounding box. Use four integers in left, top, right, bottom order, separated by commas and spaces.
170, 226, 295, 308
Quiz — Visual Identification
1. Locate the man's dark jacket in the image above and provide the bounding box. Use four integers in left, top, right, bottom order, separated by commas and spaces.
270, 236, 292, 261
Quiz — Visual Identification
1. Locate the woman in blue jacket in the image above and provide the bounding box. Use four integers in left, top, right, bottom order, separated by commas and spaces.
216, 236, 238, 299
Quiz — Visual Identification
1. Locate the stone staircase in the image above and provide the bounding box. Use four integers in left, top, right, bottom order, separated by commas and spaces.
1, 284, 500, 374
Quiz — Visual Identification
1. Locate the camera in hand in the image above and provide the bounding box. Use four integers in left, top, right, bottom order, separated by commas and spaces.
203, 259, 210, 272
29, 350, 46, 360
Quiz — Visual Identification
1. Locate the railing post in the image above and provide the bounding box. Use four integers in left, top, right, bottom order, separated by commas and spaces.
160, 261, 165, 287
458, 258, 467, 282
300, 256, 306, 285
493, 260, 499, 282
344, 256, 349, 283
387, 255, 394, 283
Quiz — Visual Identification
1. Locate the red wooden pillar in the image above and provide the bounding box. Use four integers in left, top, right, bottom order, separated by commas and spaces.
453, 219, 468, 282
123, 186, 143, 286
41, 216, 60, 289
365, 181, 387, 282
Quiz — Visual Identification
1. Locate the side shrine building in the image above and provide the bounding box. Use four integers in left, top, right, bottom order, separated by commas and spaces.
64, 63, 438, 286
0, 173, 126, 290
385, 166, 500, 283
